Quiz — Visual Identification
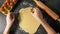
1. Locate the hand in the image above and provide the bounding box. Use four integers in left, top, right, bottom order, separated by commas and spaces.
6, 12, 15, 26
31, 7, 56, 34
31, 7, 43, 21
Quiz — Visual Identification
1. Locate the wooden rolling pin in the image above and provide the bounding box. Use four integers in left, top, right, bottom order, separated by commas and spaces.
34, 0, 60, 22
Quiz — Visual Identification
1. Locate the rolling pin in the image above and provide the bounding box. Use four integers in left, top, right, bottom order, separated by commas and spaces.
34, 0, 60, 22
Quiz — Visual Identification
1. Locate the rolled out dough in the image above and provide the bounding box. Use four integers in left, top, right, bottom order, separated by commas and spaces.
19, 7, 40, 34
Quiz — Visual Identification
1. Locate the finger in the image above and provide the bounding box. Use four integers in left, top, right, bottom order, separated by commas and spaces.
34, 7, 40, 12
34, 7, 43, 18
12, 13, 15, 19
30, 7, 38, 15
30, 7, 39, 13
10, 12, 15, 20
30, 7, 38, 13
31, 8, 34, 13
34, 7, 42, 14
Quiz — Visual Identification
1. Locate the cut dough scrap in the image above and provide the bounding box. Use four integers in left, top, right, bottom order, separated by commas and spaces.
19, 7, 40, 34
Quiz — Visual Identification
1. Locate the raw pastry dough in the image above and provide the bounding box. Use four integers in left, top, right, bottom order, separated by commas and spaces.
19, 7, 40, 34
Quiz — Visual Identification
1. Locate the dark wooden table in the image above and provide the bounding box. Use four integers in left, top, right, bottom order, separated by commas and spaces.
0, 0, 60, 34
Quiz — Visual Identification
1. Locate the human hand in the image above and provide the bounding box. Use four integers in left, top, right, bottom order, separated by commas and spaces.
6, 12, 15, 26
31, 7, 43, 21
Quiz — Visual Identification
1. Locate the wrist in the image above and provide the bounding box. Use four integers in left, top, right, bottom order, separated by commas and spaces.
6, 22, 13, 27
6, 24, 12, 28
36, 17, 45, 24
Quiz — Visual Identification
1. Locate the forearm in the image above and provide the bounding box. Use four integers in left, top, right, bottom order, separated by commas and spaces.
3, 23, 12, 34
37, 18, 56, 34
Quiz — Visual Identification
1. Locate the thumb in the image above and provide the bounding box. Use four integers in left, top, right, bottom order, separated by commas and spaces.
31, 8, 34, 13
